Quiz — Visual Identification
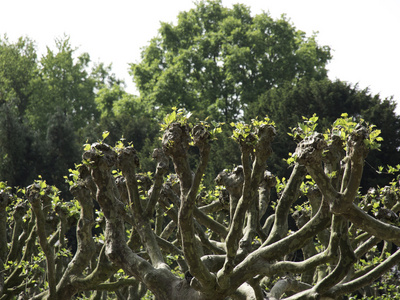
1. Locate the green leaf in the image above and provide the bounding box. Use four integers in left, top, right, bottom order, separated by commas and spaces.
102, 131, 110, 141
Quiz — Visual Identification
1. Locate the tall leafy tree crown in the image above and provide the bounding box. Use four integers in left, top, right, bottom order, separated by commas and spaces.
131, 0, 331, 121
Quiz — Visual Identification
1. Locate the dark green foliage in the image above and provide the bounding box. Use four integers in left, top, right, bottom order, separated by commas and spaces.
204, 126, 241, 184
247, 78, 400, 188
0, 104, 37, 188
42, 110, 81, 194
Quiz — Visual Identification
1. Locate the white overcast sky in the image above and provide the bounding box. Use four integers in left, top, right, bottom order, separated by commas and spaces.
1, 0, 399, 112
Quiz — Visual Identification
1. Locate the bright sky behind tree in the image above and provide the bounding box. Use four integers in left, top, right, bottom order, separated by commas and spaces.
1, 0, 399, 112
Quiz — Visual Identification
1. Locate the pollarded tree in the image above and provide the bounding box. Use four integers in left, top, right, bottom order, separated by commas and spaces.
2, 113, 400, 299
130, 0, 331, 122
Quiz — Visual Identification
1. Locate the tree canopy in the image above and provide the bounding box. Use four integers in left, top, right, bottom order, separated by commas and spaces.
130, 0, 331, 121
26, 38, 98, 136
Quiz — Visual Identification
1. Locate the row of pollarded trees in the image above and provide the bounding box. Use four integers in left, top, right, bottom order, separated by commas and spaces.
1, 112, 400, 299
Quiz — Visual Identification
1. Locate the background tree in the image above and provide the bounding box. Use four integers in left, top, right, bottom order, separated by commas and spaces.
0, 104, 37, 188
84, 79, 161, 172
0, 36, 40, 188
0, 36, 37, 115
0, 36, 98, 191
247, 78, 400, 189
2, 114, 400, 299
130, 0, 333, 186
0, 36, 161, 193
26, 36, 98, 137
41, 110, 81, 193
130, 0, 331, 122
